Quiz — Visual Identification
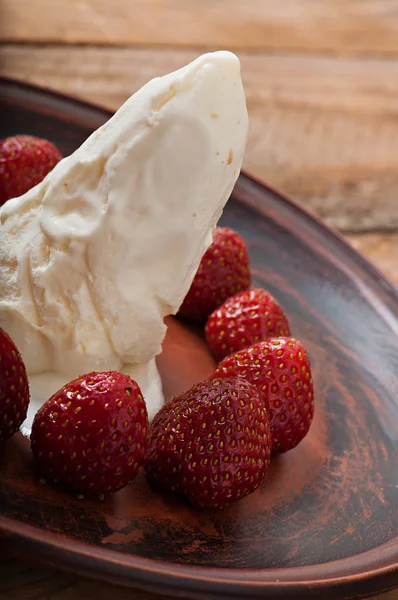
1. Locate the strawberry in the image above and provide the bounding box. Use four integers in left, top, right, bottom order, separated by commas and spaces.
0, 135, 62, 205
178, 226, 251, 322
145, 377, 271, 509
205, 288, 291, 361
213, 337, 314, 453
31, 371, 148, 496
0, 328, 30, 443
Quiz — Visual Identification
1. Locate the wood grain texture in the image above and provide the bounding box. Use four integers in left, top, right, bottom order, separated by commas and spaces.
2, 0, 398, 56
2, 44, 398, 233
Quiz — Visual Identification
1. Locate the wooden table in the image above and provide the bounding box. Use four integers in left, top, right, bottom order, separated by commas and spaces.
1, 2, 397, 599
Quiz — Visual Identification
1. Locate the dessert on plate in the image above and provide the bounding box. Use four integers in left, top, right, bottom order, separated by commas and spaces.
0, 51, 314, 507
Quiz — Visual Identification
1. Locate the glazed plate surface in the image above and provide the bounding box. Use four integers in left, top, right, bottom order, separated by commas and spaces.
1, 78, 398, 600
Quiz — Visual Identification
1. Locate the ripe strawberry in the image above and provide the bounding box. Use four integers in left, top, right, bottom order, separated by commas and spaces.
0, 135, 62, 205
213, 337, 314, 453
178, 226, 251, 322
205, 288, 291, 361
31, 371, 148, 496
145, 377, 271, 509
0, 328, 30, 443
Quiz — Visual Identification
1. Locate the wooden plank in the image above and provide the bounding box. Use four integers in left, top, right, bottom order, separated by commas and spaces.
1, 558, 398, 600
2, 0, 398, 56
2, 45, 398, 233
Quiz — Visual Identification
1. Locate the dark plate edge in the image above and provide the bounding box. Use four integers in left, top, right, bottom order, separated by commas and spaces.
2, 516, 398, 600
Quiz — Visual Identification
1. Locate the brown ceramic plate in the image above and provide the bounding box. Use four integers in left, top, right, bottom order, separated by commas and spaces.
1, 77, 398, 600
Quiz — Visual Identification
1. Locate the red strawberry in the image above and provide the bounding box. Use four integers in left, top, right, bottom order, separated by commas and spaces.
31, 371, 148, 496
0, 328, 30, 443
145, 377, 271, 509
178, 226, 251, 321
205, 288, 291, 361
0, 135, 62, 205
213, 338, 314, 453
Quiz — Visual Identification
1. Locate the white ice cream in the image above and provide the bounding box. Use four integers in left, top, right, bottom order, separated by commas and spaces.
0, 51, 248, 433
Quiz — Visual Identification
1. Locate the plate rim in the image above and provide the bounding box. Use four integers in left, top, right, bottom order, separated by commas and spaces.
1, 76, 398, 599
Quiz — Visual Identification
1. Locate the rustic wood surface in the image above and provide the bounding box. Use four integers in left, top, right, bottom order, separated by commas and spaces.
3, 44, 398, 237
0, 1, 397, 599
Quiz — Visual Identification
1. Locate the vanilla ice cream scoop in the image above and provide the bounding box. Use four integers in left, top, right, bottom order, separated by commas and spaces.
0, 51, 248, 430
